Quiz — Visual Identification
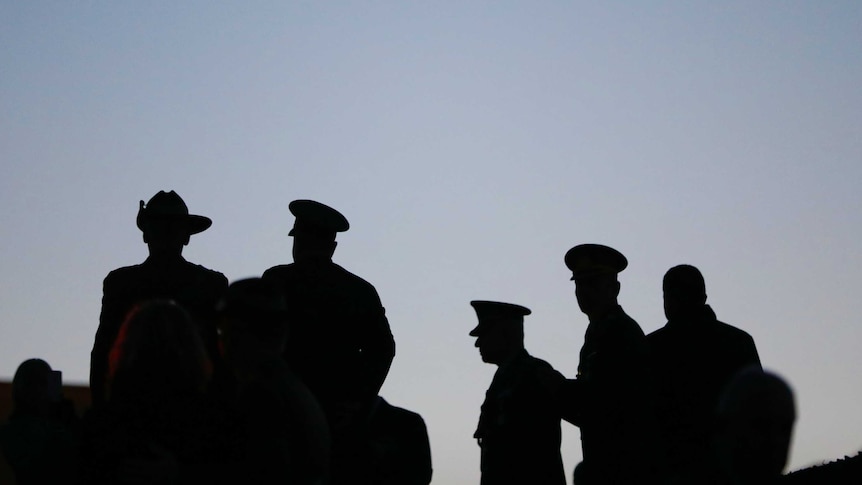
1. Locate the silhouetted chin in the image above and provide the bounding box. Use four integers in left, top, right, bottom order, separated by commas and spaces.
479, 351, 497, 365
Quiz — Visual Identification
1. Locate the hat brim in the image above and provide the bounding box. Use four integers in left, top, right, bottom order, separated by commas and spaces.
186, 215, 212, 235
137, 214, 212, 235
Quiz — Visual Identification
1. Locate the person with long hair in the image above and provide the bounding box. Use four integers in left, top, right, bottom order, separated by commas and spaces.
80, 300, 230, 484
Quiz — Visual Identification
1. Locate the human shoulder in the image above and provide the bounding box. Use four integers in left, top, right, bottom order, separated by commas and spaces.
524, 354, 561, 375
598, 308, 646, 342
102, 263, 147, 288
646, 324, 670, 341
375, 398, 426, 428
262, 263, 296, 280
710, 319, 756, 343
329, 262, 381, 296
188, 261, 227, 280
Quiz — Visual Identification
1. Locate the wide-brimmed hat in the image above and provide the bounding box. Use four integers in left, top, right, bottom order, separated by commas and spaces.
136, 190, 212, 235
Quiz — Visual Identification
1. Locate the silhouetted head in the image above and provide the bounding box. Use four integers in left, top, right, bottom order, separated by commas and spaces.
216, 278, 290, 363
470, 301, 529, 365
12, 358, 61, 417
287, 199, 348, 264
663, 264, 708, 321
564, 244, 626, 320
137, 190, 212, 258
107, 300, 212, 401
714, 367, 796, 485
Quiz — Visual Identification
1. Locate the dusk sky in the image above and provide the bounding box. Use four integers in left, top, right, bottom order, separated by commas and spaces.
2, 2, 861, 483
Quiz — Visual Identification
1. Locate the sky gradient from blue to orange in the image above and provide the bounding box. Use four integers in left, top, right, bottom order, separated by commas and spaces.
2, 2, 861, 483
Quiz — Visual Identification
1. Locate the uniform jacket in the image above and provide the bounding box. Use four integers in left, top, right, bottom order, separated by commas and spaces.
262, 260, 395, 411
560, 305, 662, 484
90, 256, 227, 406
475, 349, 566, 485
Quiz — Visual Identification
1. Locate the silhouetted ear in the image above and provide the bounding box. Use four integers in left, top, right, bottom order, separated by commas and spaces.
182, 233, 191, 246
613, 280, 621, 298
142, 231, 150, 244
328, 240, 338, 258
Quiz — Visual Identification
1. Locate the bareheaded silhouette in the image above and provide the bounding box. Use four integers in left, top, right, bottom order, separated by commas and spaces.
648, 264, 762, 482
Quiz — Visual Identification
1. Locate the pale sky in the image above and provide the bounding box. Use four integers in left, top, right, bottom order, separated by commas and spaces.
2, 2, 861, 483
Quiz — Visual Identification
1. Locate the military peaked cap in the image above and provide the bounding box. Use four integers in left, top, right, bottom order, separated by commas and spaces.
469, 300, 531, 336
136, 190, 212, 235
288, 199, 350, 240
564, 243, 628, 280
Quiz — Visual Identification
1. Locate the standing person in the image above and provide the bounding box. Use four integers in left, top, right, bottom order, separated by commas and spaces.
648, 264, 762, 483
558, 244, 662, 484
261, 200, 395, 427
90, 190, 228, 407
470, 300, 566, 485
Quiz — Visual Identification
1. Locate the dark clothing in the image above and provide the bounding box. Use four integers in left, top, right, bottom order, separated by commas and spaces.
0, 413, 79, 485
90, 256, 227, 406
77, 391, 230, 485
229, 353, 331, 485
475, 350, 566, 485
648, 305, 761, 481
262, 260, 395, 414
559, 305, 662, 484
332, 397, 432, 485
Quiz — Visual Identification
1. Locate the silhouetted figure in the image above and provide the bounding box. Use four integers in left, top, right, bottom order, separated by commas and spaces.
0, 359, 79, 485
330, 395, 432, 485
782, 451, 862, 484
90, 190, 228, 408
712, 368, 795, 485
470, 300, 566, 485
216, 278, 331, 485
648, 264, 762, 483
261, 200, 395, 425
558, 244, 663, 484
79, 300, 227, 484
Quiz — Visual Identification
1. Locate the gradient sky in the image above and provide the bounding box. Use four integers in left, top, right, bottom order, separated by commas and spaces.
2, 2, 861, 483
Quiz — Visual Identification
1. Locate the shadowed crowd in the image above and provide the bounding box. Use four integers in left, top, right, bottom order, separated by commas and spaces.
0, 190, 858, 484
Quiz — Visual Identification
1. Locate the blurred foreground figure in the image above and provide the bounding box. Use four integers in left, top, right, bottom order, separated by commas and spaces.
558, 244, 663, 485
0, 358, 79, 485
330, 395, 432, 485
470, 300, 566, 485
713, 368, 796, 485
705, 367, 796, 485
217, 278, 331, 485
80, 300, 228, 485
648, 264, 762, 482
90, 190, 227, 407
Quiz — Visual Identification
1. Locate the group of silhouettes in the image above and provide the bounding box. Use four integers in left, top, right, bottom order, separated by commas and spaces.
469, 244, 860, 485
1, 191, 430, 485
0, 190, 859, 484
